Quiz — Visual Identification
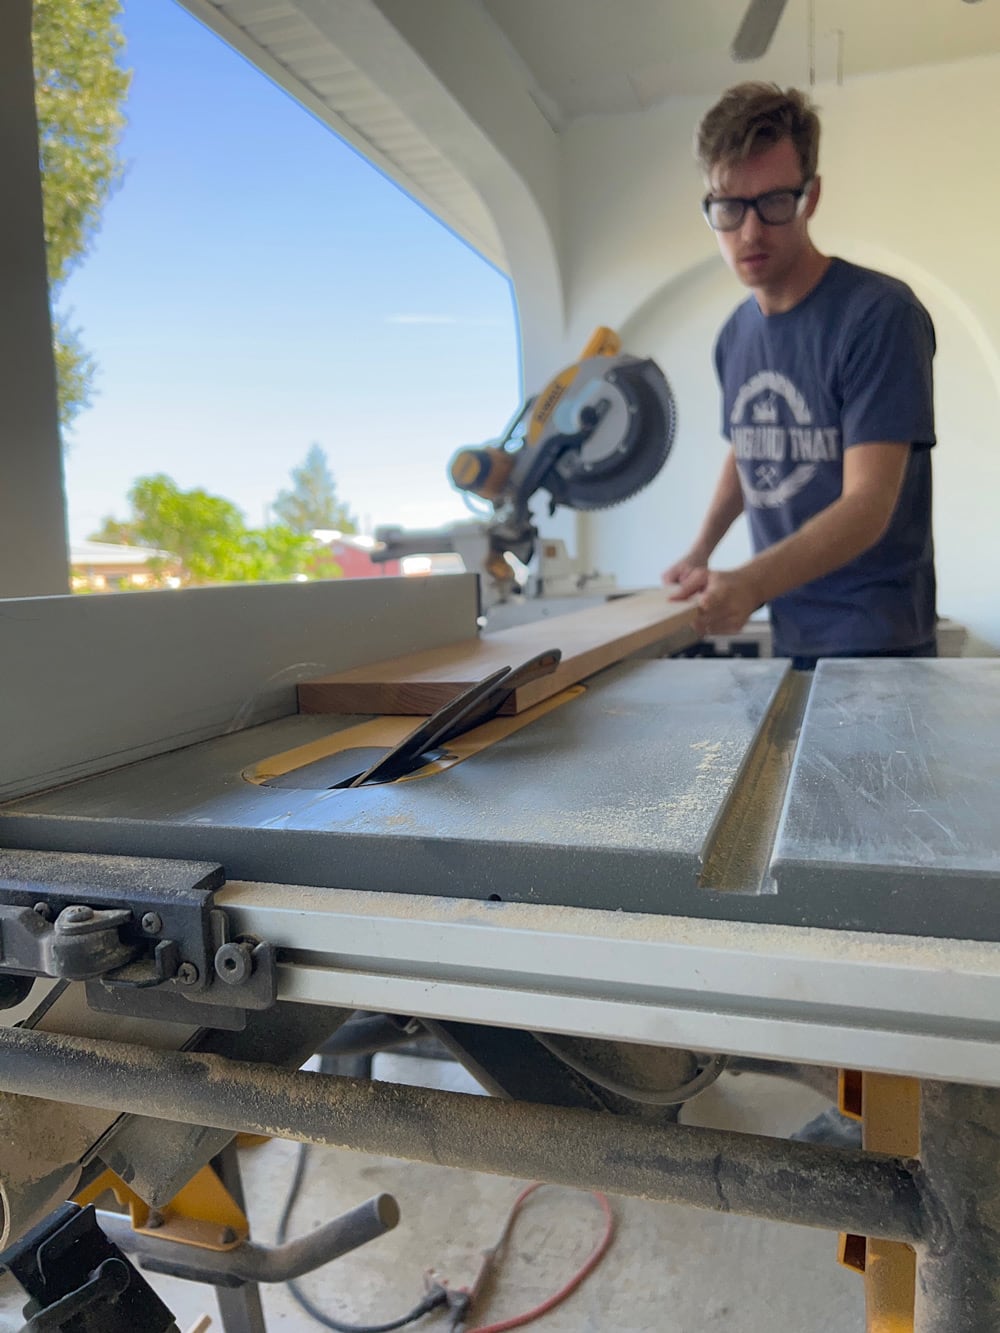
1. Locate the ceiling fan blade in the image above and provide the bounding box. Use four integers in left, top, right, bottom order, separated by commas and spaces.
731, 0, 790, 62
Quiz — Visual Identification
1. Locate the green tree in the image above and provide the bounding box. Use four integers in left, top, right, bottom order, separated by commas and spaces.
237, 524, 319, 584
90, 474, 320, 586
32, 0, 131, 432
272, 444, 357, 534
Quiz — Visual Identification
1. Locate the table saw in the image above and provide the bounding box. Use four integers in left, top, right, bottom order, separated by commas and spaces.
1, 574, 999, 1332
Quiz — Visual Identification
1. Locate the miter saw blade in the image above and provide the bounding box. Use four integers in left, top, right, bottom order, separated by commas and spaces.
541, 355, 677, 511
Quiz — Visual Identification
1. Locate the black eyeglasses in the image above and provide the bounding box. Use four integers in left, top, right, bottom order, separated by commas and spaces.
701, 182, 813, 232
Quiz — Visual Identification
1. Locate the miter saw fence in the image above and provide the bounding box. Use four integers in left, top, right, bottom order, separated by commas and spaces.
447, 327, 676, 588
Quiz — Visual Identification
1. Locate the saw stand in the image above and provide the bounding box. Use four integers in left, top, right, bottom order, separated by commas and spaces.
1, 1136, 398, 1333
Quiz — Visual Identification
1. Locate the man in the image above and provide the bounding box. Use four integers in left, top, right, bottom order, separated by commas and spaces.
664, 83, 937, 669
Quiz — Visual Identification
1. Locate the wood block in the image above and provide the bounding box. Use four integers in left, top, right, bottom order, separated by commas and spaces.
298, 589, 699, 716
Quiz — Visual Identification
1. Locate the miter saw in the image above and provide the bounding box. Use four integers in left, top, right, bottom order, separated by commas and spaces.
373, 327, 676, 603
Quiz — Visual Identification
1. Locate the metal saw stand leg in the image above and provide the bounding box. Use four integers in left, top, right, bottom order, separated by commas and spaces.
838, 1072, 921, 1331
210, 1142, 266, 1333
843, 1076, 1000, 1333
913, 1081, 1000, 1332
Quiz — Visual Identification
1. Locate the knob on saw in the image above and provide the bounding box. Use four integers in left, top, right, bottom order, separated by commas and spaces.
450, 446, 515, 501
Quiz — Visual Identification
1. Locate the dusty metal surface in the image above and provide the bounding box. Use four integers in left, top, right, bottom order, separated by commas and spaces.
94, 1002, 352, 1208
223, 883, 1000, 1087
0, 1025, 928, 1246
772, 659, 1000, 938
913, 1081, 1000, 1331
2, 658, 999, 937
0, 1090, 99, 1251
0, 660, 789, 915
0, 979, 199, 1251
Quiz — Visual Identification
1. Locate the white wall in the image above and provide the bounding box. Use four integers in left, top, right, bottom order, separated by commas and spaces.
560, 57, 1000, 649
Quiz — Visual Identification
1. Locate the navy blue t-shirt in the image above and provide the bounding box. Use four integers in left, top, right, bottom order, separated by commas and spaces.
714, 258, 937, 657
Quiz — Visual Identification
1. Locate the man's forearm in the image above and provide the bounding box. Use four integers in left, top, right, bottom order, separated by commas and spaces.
690, 442, 911, 637
741, 491, 893, 606
691, 451, 744, 558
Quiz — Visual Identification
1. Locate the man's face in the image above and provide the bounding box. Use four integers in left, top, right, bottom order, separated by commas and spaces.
706, 137, 819, 293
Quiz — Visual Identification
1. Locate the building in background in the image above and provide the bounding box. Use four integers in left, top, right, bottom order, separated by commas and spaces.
69, 539, 181, 592
311, 530, 402, 579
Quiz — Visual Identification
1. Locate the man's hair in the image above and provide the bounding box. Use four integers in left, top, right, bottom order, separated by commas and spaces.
695, 83, 820, 182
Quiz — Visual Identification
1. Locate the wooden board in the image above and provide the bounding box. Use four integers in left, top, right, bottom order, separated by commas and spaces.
297, 589, 700, 716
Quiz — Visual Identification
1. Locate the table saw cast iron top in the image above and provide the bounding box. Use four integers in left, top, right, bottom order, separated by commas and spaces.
2, 658, 998, 942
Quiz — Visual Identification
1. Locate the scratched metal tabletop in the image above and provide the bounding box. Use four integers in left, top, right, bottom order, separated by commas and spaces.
2, 658, 998, 938
772, 658, 1000, 936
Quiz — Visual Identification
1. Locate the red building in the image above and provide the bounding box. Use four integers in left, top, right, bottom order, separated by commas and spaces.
311, 531, 401, 579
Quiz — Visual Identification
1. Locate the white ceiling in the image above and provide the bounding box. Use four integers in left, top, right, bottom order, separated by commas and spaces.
180, 0, 1000, 272
480, 0, 1000, 124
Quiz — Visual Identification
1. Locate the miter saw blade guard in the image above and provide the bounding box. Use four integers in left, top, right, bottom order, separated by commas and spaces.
537, 354, 677, 512
449, 328, 677, 586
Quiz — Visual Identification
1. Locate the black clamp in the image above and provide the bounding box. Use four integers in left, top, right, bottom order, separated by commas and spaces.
1, 901, 136, 983
0, 850, 275, 1025
0, 1202, 176, 1333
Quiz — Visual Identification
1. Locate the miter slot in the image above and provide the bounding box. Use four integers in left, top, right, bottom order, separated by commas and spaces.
697, 668, 811, 894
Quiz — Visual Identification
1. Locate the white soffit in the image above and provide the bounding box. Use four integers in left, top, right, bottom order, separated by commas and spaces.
177, 0, 507, 269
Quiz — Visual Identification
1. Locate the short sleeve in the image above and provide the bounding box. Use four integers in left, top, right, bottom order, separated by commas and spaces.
713, 330, 730, 439
839, 295, 936, 449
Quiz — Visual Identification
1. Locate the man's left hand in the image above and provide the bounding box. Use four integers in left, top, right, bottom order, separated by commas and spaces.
674, 566, 761, 637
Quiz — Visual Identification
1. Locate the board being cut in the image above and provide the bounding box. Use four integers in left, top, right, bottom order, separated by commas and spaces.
298, 589, 699, 716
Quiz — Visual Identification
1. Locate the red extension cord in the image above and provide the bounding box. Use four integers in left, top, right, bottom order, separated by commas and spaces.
459, 1182, 616, 1333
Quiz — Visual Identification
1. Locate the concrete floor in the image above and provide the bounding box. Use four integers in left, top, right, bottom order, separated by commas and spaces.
0, 1057, 864, 1333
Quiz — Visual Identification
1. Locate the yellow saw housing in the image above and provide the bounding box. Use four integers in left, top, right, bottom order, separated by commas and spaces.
450, 327, 625, 503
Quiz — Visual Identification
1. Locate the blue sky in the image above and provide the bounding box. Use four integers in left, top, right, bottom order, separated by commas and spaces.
60, 0, 521, 542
